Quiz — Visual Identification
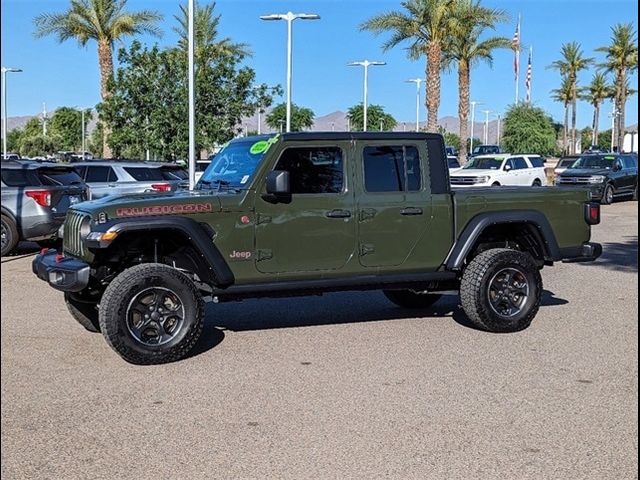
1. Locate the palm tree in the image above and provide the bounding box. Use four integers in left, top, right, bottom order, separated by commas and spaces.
174, 2, 251, 62
548, 42, 594, 154
361, 0, 457, 133
580, 72, 613, 144
551, 77, 573, 154
596, 23, 638, 150
442, 1, 510, 164
34, 0, 163, 156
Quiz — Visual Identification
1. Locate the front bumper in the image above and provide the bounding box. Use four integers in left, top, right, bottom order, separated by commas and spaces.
32, 249, 90, 292
556, 183, 605, 201
559, 242, 603, 263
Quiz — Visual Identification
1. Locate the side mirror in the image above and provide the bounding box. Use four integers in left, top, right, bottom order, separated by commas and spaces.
504, 164, 512, 171
266, 170, 290, 195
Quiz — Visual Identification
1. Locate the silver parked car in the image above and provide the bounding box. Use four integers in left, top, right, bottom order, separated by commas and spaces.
1, 160, 89, 255
72, 161, 188, 199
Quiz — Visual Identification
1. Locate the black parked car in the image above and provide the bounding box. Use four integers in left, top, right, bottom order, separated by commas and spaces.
556, 153, 638, 204
1, 160, 89, 255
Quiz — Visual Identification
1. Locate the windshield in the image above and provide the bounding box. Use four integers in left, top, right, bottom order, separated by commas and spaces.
571, 156, 615, 169
558, 158, 578, 168
463, 157, 503, 170
473, 146, 498, 155
198, 137, 275, 191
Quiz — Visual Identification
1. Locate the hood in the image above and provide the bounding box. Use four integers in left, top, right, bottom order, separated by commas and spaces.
72, 190, 222, 220
450, 168, 499, 177
560, 168, 610, 177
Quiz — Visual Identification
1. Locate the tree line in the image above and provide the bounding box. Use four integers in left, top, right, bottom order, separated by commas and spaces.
550, 24, 637, 154
3, 0, 634, 161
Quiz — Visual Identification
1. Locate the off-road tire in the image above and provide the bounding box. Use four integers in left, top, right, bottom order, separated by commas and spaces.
99, 263, 204, 365
460, 248, 542, 333
383, 290, 442, 309
65, 292, 101, 332
1, 214, 18, 256
602, 184, 615, 205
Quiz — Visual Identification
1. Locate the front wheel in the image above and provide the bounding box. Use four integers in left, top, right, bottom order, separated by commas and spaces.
460, 248, 542, 332
99, 263, 204, 365
602, 184, 615, 205
1, 215, 18, 257
383, 290, 442, 309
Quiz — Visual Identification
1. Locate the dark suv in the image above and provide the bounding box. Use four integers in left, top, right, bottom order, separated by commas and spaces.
556, 153, 638, 204
1, 160, 89, 255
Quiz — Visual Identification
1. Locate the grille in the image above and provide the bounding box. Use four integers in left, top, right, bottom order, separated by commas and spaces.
450, 176, 483, 185
63, 210, 90, 257
558, 177, 591, 184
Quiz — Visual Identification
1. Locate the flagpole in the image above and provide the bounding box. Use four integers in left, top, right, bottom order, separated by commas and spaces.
529, 46, 533, 103
515, 14, 520, 105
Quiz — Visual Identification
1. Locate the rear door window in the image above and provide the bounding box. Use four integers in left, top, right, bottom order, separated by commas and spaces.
363, 145, 421, 192
37, 168, 84, 186
123, 167, 165, 181
513, 157, 529, 170
1, 169, 40, 187
85, 166, 114, 182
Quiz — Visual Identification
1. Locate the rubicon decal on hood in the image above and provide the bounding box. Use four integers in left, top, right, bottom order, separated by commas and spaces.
116, 203, 213, 217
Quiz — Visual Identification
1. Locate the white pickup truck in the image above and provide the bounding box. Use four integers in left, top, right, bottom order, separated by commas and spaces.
450, 154, 547, 187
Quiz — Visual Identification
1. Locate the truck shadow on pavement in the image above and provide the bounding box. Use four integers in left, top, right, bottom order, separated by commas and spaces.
582, 236, 638, 273
189, 289, 568, 355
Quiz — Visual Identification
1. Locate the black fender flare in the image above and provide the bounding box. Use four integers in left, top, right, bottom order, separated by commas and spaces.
89, 216, 235, 288
445, 210, 561, 270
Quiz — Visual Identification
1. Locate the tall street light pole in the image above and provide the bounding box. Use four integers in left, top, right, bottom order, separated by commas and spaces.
348, 60, 385, 131
261, 12, 320, 133
469, 100, 483, 155
482, 110, 492, 144
2, 67, 22, 159
609, 107, 620, 153
188, 0, 196, 190
405, 78, 425, 132
492, 113, 502, 147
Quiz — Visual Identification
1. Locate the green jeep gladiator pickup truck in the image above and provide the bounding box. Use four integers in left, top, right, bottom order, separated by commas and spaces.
33, 132, 602, 364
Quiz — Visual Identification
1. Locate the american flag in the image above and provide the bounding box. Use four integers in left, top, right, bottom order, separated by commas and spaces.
525, 48, 532, 102
512, 21, 520, 80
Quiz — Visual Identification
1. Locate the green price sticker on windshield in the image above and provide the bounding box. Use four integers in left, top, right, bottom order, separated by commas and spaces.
250, 141, 270, 155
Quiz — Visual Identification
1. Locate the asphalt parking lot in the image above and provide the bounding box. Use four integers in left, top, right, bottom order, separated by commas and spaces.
1, 201, 637, 479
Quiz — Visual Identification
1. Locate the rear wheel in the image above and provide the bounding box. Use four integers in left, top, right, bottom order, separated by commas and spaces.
99, 263, 204, 365
64, 291, 101, 332
1, 214, 18, 257
602, 184, 615, 205
460, 248, 542, 332
491, 182, 501, 187
383, 290, 442, 309
532, 179, 542, 187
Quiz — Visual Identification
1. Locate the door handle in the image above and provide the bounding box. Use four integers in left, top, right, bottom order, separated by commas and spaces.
400, 207, 423, 216
326, 209, 351, 218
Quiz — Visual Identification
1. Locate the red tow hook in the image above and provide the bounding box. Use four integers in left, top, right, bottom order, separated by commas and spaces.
54, 254, 65, 263
40, 248, 49, 255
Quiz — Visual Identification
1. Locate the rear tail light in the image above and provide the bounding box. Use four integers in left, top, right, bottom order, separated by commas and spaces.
25, 190, 52, 207
585, 202, 600, 225
151, 183, 172, 192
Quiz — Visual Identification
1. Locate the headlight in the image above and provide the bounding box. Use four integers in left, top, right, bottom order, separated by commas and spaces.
476, 176, 490, 183
588, 175, 606, 184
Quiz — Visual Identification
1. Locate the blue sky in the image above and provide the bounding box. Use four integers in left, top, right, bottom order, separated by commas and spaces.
1, 0, 638, 129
